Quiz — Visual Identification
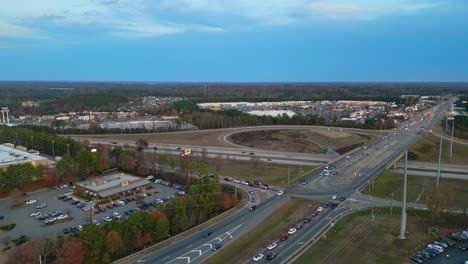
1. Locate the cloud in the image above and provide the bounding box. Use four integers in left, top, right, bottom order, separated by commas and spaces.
0, 0, 443, 41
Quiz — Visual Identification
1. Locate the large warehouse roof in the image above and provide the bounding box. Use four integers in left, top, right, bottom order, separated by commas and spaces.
0, 145, 49, 167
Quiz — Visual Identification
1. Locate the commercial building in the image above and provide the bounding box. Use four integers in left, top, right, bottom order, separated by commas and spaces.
0, 144, 54, 169
75, 172, 150, 198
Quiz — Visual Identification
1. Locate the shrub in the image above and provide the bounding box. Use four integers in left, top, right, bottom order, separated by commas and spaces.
0, 223, 16, 231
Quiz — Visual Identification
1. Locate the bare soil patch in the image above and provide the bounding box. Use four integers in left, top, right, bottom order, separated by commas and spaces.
228, 129, 367, 154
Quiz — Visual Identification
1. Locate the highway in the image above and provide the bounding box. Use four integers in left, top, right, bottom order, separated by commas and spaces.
113, 101, 452, 264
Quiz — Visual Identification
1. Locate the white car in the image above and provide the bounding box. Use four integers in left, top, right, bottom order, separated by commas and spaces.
25, 199, 37, 204
77, 225, 83, 231
57, 214, 68, 220
113, 212, 122, 219
267, 243, 277, 250
331, 195, 337, 200
30, 212, 41, 217
288, 228, 297, 235
45, 217, 57, 223
253, 254, 264, 262
82, 206, 91, 211
317, 206, 324, 212
277, 190, 284, 196
103, 216, 113, 222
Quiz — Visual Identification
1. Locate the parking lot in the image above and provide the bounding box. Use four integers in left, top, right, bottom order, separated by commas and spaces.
0, 181, 181, 241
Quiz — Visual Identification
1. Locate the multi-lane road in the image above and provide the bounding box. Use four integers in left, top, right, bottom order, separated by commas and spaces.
113, 102, 451, 264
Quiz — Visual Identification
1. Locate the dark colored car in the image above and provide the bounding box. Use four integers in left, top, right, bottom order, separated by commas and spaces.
304, 217, 311, 223
266, 252, 276, 261
106, 204, 114, 209
70, 226, 78, 233
63, 197, 72, 201
249, 205, 257, 211
97, 207, 106, 213
409, 255, 423, 264
203, 232, 212, 238
71, 200, 80, 205
58, 194, 67, 200
330, 203, 338, 209
212, 243, 222, 251
63, 227, 70, 234
0, 215, 4, 220
459, 244, 467, 251
339, 197, 346, 202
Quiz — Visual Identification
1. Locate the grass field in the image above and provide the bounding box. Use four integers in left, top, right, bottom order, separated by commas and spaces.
205, 198, 320, 264
409, 133, 468, 164
293, 209, 462, 264
154, 153, 315, 187
361, 171, 468, 208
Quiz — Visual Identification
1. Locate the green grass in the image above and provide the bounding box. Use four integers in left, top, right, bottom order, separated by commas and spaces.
409, 133, 468, 164
293, 209, 462, 264
205, 198, 320, 264
362, 171, 468, 208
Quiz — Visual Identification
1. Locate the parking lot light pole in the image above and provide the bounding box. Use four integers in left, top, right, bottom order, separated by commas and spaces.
182, 149, 191, 190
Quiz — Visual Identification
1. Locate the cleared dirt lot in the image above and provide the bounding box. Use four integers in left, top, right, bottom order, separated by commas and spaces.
228, 129, 368, 154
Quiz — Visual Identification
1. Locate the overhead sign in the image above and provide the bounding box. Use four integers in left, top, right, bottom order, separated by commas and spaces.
121, 181, 129, 186
184, 149, 192, 155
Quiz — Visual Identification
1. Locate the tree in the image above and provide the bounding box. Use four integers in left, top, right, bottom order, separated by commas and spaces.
77, 224, 106, 260
105, 230, 123, 258
56, 154, 77, 179
222, 193, 233, 210
136, 139, 148, 151
127, 211, 156, 236
424, 183, 456, 224
168, 157, 177, 171
6, 240, 39, 264
133, 232, 152, 250
55, 237, 87, 264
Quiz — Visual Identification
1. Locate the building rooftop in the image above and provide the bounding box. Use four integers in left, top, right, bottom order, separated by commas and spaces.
0, 145, 48, 166
76, 173, 144, 192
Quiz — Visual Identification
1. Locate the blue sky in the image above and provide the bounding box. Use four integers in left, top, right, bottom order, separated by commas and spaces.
0, 0, 467, 82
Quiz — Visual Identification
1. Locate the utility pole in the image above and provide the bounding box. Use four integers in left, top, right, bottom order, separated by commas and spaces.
436, 133, 443, 186
52, 140, 55, 157
449, 118, 455, 160
66, 143, 70, 156
182, 149, 192, 189
288, 166, 290, 184
399, 150, 408, 239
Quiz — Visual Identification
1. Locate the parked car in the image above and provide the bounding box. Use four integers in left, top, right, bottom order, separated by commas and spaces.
25, 199, 37, 204
36, 203, 47, 209
30, 212, 41, 217
57, 214, 68, 220
103, 216, 113, 222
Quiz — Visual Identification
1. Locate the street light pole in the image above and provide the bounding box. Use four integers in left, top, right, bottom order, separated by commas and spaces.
399, 150, 408, 239
436, 132, 443, 186
449, 118, 455, 160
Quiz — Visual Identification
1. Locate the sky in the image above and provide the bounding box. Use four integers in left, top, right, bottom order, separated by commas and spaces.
0, 0, 467, 82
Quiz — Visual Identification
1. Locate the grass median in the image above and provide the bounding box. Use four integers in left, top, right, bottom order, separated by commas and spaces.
205, 198, 320, 264
409, 133, 468, 164
362, 171, 468, 208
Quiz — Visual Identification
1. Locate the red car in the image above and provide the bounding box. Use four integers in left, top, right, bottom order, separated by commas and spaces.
311, 212, 318, 217
106, 204, 114, 209
280, 235, 289, 241
304, 217, 312, 223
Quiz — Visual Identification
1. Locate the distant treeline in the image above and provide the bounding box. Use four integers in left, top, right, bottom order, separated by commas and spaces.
1, 82, 467, 115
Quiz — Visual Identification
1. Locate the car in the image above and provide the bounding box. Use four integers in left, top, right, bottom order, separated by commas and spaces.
25, 199, 37, 204
330, 203, 338, 209
50, 211, 63, 217
437, 238, 455, 246
92, 220, 101, 226
82, 206, 91, 212
249, 205, 257, 211
106, 204, 114, 209
252, 254, 264, 262
63, 197, 72, 201
339, 197, 346, 201
45, 217, 57, 224
103, 216, 113, 222
276, 190, 284, 196
113, 212, 122, 219
433, 240, 448, 248
97, 207, 106, 213
77, 225, 83, 231
58, 194, 67, 200
427, 244, 444, 253
30, 212, 41, 217
203, 231, 212, 238
409, 255, 423, 264
295, 224, 303, 229
212, 243, 222, 251
57, 214, 68, 220
317, 206, 324, 212
71, 200, 80, 205
331, 195, 337, 200
304, 217, 312, 223
311, 212, 318, 217
266, 252, 276, 261
266, 243, 277, 250
288, 228, 297, 235
36, 203, 47, 209
280, 235, 288, 241
63, 227, 70, 234
248, 191, 255, 195
70, 226, 78, 233
459, 244, 467, 251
